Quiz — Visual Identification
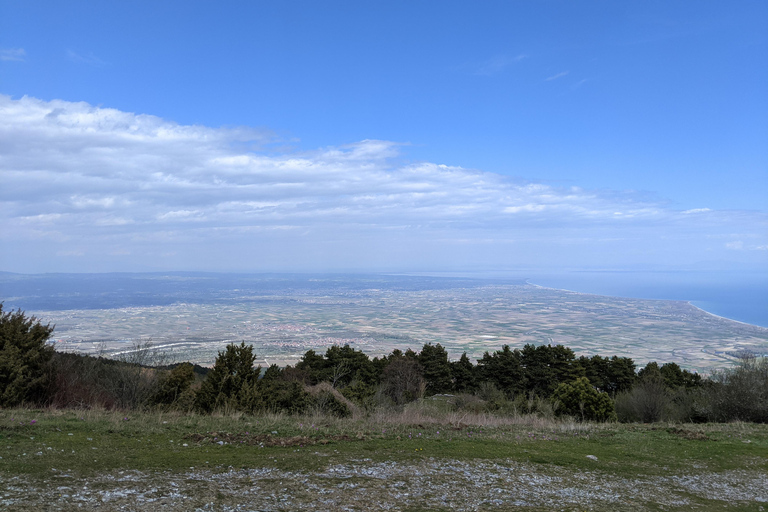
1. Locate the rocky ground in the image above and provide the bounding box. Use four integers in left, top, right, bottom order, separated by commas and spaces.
3, 456, 767, 511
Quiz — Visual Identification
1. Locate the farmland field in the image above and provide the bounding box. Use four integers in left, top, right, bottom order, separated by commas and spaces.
3, 273, 766, 372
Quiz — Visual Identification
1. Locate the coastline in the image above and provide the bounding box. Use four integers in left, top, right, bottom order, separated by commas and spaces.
525, 276, 768, 330
687, 301, 768, 330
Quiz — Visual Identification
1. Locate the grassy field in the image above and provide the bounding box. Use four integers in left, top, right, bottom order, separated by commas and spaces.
2, 404, 767, 511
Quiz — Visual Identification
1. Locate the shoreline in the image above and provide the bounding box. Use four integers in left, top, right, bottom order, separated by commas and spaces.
686, 301, 768, 329
526, 279, 768, 330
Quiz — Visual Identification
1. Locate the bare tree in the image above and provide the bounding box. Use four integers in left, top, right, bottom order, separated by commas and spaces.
330, 360, 351, 389
380, 357, 425, 405
109, 341, 169, 409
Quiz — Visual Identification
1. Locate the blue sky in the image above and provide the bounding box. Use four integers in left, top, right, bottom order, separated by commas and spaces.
0, 1, 766, 273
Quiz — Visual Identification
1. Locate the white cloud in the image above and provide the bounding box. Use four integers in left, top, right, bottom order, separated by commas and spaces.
0, 94, 765, 272
0, 48, 26, 62
475, 54, 527, 76
66, 49, 107, 66
545, 71, 569, 81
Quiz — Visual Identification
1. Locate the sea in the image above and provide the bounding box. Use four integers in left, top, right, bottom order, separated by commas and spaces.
522, 271, 768, 328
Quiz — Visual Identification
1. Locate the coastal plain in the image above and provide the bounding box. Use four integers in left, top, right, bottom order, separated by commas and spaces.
23, 280, 768, 373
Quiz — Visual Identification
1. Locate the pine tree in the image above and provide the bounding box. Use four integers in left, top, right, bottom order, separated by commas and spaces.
418, 343, 453, 395
450, 352, 477, 393
0, 305, 55, 407
194, 342, 260, 413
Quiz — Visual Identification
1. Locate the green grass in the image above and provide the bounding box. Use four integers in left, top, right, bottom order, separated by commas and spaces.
2, 407, 766, 477
1, 407, 767, 511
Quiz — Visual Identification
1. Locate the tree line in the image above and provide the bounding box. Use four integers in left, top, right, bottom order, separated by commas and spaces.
1, 304, 766, 423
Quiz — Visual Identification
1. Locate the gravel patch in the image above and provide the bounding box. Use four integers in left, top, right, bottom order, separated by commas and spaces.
3, 458, 767, 511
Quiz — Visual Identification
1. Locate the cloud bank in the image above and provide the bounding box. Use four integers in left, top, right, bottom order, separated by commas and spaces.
0, 95, 765, 272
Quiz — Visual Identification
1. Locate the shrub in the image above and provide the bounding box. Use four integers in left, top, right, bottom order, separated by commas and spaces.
339, 379, 377, 410
108, 341, 167, 409
450, 393, 487, 414
450, 353, 477, 393
256, 379, 313, 414
476, 381, 507, 411
150, 362, 195, 409
49, 352, 119, 409
552, 377, 616, 422
476, 345, 525, 397
615, 375, 670, 422
698, 355, 768, 423
0, 305, 54, 407
511, 392, 557, 418
308, 382, 353, 417
194, 342, 261, 413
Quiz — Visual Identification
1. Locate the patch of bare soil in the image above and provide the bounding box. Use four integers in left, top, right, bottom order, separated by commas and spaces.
3, 458, 767, 511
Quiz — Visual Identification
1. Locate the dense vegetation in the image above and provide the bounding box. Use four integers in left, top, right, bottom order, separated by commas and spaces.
1, 304, 766, 423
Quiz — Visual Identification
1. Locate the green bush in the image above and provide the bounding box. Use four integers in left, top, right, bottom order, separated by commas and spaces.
339, 379, 377, 410
552, 377, 616, 422
256, 379, 313, 414
150, 363, 195, 409
419, 343, 453, 395
450, 353, 477, 393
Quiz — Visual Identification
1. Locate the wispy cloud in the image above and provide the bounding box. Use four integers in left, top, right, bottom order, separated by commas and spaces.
0, 95, 764, 272
545, 71, 569, 81
0, 48, 26, 62
66, 49, 107, 66
475, 54, 527, 76
571, 78, 589, 89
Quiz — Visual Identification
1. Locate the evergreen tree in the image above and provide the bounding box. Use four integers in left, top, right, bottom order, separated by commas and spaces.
418, 343, 452, 395
194, 342, 261, 413
578, 354, 635, 395
0, 305, 55, 407
296, 349, 327, 384
605, 356, 636, 394
659, 362, 702, 389
476, 345, 525, 397
451, 352, 477, 393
